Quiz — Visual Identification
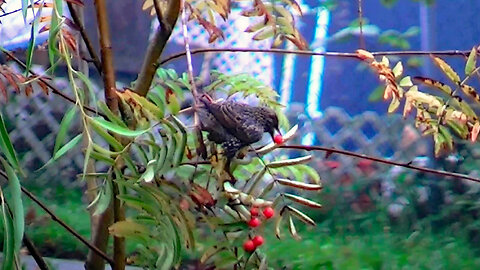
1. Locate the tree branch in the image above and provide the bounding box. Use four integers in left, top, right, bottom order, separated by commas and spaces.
133, 0, 181, 96
93, 0, 125, 268
1, 50, 103, 117
180, 145, 480, 183
94, 0, 118, 113
0, 170, 115, 266
278, 144, 480, 183
159, 48, 471, 66
66, 2, 102, 75
23, 235, 49, 270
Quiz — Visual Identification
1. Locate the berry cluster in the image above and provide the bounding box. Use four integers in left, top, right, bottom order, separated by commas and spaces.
243, 206, 275, 253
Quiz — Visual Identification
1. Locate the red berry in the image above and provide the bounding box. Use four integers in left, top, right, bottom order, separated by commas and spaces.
273, 134, 284, 144
243, 240, 256, 252
263, 207, 275, 219
252, 235, 264, 247
248, 217, 261, 228
250, 207, 259, 216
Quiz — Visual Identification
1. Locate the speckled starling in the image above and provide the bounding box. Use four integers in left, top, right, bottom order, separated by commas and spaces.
197, 94, 280, 172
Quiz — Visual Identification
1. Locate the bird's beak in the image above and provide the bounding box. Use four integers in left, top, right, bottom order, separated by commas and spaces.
269, 128, 282, 140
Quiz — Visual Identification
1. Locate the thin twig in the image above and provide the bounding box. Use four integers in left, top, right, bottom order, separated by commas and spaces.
0, 0, 42, 18
180, 145, 480, 183
278, 144, 480, 183
358, 0, 365, 49
181, 0, 205, 178
66, 2, 103, 74
159, 48, 471, 66
23, 235, 50, 270
1, 50, 103, 117
0, 170, 115, 266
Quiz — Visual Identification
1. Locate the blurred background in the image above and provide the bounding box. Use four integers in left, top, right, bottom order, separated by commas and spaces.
2, 0, 480, 269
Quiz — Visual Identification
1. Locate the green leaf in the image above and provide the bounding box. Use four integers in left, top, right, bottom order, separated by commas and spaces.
0, 113, 20, 171
48, 8, 62, 69
465, 47, 477, 76
97, 101, 127, 128
21, 0, 28, 20
139, 160, 156, 183
25, 5, 43, 75
388, 96, 400, 113
75, 71, 98, 106
91, 117, 149, 137
92, 179, 113, 216
170, 116, 187, 166
368, 86, 386, 102
109, 220, 150, 238
90, 121, 124, 151
399, 76, 413, 87
432, 56, 461, 84
0, 158, 24, 254
54, 106, 78, 154
53, 134, 82, 160
54, 0, 63, 16
0, 190, 15, 270
253, 27, 275, 41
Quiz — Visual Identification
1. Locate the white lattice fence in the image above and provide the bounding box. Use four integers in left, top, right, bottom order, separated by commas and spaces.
1, 78, 84, 182
1, 87, 428, 183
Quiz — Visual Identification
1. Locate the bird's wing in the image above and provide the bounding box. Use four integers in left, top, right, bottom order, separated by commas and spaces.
208, 101, 263, 143
197, 105, 234, 144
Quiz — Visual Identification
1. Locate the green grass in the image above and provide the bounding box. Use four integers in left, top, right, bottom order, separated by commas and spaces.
264, 227, 480, 270
8, 183, 480, 269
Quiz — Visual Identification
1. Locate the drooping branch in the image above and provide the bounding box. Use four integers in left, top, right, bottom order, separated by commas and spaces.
159, 48, 471, 66
66, 2, 102, 74
23, 235, 49, 270
0, 170, 115, 266
133, 0, 181, 96
1, 50, 104, 117
180, 145, 480, 183
278, 144, 480, 183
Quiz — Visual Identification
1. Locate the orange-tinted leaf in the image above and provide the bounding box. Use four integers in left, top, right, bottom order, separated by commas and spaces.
0, 71, 20, 93
0, 78, 7, 101
460, 84, 480, 103
356, 49, 374, 61
64, 17, 80, 31
413, 76, 453, 95
39, 24, 51, 33
34, 2, 53, 8
24, 84, 33, 97
64, 0, 84, 6
282, 0, 303, 15
39, 16, 51, 23
285, 35, 308, 50
189, 183, 216, 208
471, 122, 480, 142
36, 80, 49, 95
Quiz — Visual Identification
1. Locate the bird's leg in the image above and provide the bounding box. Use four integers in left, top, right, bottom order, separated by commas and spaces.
224, 158, 237, 184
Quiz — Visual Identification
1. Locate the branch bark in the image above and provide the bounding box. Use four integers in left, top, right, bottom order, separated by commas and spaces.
159, 48, 471, 66
67, 2, 103, 75
180, 144, 480, 184
133, 0, 181, 96
93, 0, 125, 268
1, 50, 102, 116
23, 235, 49, 270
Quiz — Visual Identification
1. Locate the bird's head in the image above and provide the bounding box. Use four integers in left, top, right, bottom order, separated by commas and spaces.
258, 107, 281, 140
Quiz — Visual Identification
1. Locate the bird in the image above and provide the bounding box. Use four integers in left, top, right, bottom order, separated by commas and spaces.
197, 94, 281, 179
